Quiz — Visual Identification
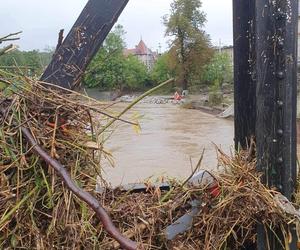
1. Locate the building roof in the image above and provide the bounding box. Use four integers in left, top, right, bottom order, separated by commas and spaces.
124, 39, 153, 56
136, 40, 149, 54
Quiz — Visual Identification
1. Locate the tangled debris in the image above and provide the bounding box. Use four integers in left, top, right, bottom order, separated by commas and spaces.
96, 149, 300, 250
0, 71, 300, 249
0, 72, 139, 249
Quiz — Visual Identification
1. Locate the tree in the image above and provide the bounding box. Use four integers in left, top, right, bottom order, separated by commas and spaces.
84, 25, 149, 91
124, 55, 149, 89
164, 0, 213, 90
84, 24, 126, 89
202, 51, 233, 88
151, 53, 174, 83
0, 49, 53, 76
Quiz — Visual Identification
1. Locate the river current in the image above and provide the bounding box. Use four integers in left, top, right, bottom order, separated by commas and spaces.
101, 103, 234, 185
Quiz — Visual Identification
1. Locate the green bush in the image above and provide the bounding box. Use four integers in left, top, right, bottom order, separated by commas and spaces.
151, 53, 173, 83
202, 51, 233, 89
84, 25, 150, 91
0, 49, 53, 76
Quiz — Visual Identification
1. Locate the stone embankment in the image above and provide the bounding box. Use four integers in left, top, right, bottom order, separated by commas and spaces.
118, 94, 234, 118
118, 95, 184, 105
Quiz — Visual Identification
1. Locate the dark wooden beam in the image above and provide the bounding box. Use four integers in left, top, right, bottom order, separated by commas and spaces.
41, 0, 129, 89
255, 1, 298, 248
234, 0, 298, 249
233, 0, 256, 149
255, 0, 297, 205
233, 2, 257, 249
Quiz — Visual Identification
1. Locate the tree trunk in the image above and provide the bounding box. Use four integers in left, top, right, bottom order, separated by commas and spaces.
182, 72, 188, 90
178, 30, 188, 91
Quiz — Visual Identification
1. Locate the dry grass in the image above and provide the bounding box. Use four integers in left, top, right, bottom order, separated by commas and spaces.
96, 149, 299, 250
0, 73, 119, 249
0, 72, 299, 249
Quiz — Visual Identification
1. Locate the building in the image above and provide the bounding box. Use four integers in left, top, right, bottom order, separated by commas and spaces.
218, 45, 234, 67
124, 40, 158, 70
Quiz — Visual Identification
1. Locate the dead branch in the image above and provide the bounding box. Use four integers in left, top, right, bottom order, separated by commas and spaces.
0, 31, 22, 44
21, 126, 138, 250
0, 44, 17, 57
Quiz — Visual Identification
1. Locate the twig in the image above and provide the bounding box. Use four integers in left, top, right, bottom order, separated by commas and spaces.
0, 44, 17, 57
181, 149, 205, 187
33, 79, 139, 126
113, 219, 154, 249
20, 126, 137, 250
0, 31, 22, 43
0, 78, 11, 85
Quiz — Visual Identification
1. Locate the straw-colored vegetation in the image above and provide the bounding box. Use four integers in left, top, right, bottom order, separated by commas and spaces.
0, 70, 174, 249
0, 31, 299, 250
0, 71, 121, 248
95, 149, 300, 250
1, 74, 299, 249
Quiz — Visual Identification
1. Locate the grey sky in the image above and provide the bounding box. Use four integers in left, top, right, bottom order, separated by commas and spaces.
0, 0, 233, 52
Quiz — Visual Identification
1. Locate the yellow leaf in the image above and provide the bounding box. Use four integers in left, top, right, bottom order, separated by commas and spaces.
133, 123, 141, 134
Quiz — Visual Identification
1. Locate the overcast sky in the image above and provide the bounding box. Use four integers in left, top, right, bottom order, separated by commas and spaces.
0, 0, 233, 52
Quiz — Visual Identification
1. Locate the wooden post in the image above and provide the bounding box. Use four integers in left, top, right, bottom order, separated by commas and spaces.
255, 1, 298, 248
234, 0, 298, 249
255, 0, 298, 201
233, 0, 256, 149
41, 0, 129, 89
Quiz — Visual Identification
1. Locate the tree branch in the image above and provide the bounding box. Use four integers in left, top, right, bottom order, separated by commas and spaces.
0, 31, 22, 44
20, 126, 137, 250
0, 44, 17, 57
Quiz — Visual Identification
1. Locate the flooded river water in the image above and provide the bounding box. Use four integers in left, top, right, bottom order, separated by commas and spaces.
102, 103, 234, 185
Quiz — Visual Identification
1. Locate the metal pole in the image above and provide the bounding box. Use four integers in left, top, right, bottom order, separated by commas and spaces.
41, 0, 129, 89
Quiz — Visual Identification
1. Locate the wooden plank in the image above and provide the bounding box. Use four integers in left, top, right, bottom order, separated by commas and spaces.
255, 2, 298, 248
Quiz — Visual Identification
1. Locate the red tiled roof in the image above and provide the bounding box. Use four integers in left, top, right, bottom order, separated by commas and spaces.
124, 39, 152, 56
135, 40, 148, 55
124, 48, 136, 56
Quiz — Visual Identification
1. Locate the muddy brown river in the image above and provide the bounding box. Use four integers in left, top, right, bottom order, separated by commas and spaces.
101, 104, 234, 185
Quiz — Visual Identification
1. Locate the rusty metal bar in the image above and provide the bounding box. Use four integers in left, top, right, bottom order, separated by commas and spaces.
41, 0, 129, 89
